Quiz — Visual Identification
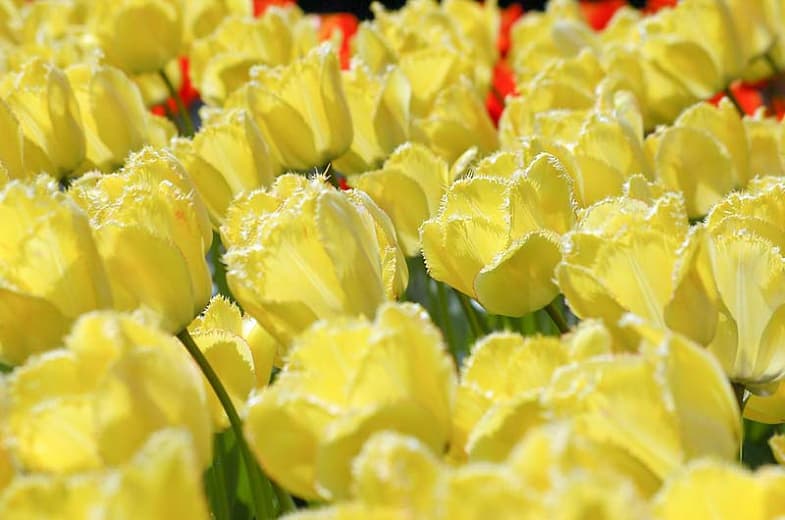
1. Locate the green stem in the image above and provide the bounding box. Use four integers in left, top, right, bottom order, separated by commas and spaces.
765, 53, 781, 75
544, 302, 569, 334
435, 281, 456, 351
456, 292, 488, 338
208, 439, 231, 520
177, 329, 274, 520
159, 69, 195, 136
274, 482, 296, 514
723, 87, 746, 117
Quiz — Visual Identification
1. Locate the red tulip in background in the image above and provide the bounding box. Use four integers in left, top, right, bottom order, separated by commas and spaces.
579, 0, 626, 31
318, 13, 359, 70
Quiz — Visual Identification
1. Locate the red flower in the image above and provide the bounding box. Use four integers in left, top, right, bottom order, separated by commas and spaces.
486, 60, 517, 126
642, 0, 678, 15
319, 13, 359, 70
150, 57, 201, 116
579, 0, 626, 31
497, 4, 523, 57
709, 81, 765, 116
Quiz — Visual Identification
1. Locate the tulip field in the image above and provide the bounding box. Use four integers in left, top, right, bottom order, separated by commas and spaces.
3, 0, 785, 518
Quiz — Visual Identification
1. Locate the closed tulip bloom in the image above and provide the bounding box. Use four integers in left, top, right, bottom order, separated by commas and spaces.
646, 99, 749, 218
421, 152, 576, 316
189, 8, 307, 105
332, 64, 411, 175
0, 429, 210, 520
88, 0, 185, 74
187, 296, 277, 429
349, 142, 451, 256
170, 109, 276, 226
0, 59, 85, 179
68, 159, 212, 333
66, 63, 175, 173
243, 302, 456, 500
225, 43, 353, 172
0, 176, 111, 365
2, 311, 213, 475
221, 174, 408, 345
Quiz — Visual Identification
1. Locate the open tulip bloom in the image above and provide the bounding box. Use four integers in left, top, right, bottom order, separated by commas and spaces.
4, 0, 785, 518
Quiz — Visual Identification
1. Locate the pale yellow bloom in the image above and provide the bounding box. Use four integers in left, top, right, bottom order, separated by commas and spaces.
0, 59, 85, 179
88, 0, 185, 74
171, 108, 275, 225
0, 176, 111, 364
69, 152, 212, 332
225, 43, 352, 171
66, 63, 175, 173
348, 142, 451, 256
243, 303, 455, 500
421, 152, 576, 316
187, 295, 277, 429
222, 174, 407, 345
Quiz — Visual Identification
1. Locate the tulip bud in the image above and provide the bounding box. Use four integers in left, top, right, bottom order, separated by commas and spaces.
332, 64, 411, 174
187, 296, 277, 429
221, 174, 408, 345
170, 109, 275, 226
0, 59, 85, 179
421, 153, 576, 316
349, 142, 450, 257
68, 158, 212, 333
66, 63, 175, 172
88, 0, 185, 75
243, 302, 456, 500
0, 176, 111, 364
225, 43, 353, 171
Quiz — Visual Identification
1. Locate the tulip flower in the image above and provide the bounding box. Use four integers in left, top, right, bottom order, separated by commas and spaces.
0, 59, 85, 179
186, 295, 277, 428
744, 112, 785, 178
348, 142, 451, 256
222, 174, 407, 345
0, 176, 111, 365
170, 108, 276, 225
243, 302, 456, 500
88, 0, 185, 75
68, 154, 212, 333
225, 43, 352, 172
2, 311, 213, 474
0, 99, 25, 179
0, 429, 210, 520
647, 99, 749, 217
66, 63, 175, 173
332, 64, 411, 175
421, 152, 576, 316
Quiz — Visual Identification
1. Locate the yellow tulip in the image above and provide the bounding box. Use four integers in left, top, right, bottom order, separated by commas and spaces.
2, 311, 213, 474
182, 0, 251, 44
332, 64, 411, 174
225, 43, 352, 171
189, 7, 310, 105
221, 174, 407, 345
646, 100, 748, 218
243, 302, 456, 500
421, 152, 576, 316
0, 59, 85, 179
66, 63, 175, 173
171, 108, 276, 225
0, 99, 25, 179
652, 460, 785, 520
557, 191, 690, 337
68, 154, 212, 333
0, 176, 111, 365
544, 331, 741, 480
88, 0, 184, 74
452, 320, 615, 463
348, 142, 450, 256
187, 295, 277, 429
0, 428, 210, 520
746, 381, 785, 424
744, 113, 785, 178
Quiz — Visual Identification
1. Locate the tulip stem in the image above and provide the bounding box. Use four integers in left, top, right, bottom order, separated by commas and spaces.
456, 292, 488, 338
544, 302, 569, 334
435, 280, 457, 354
732, 382, 748, 414
176, 329, 274, 519
723, 87, 746, 117
159, 69, 195, 137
